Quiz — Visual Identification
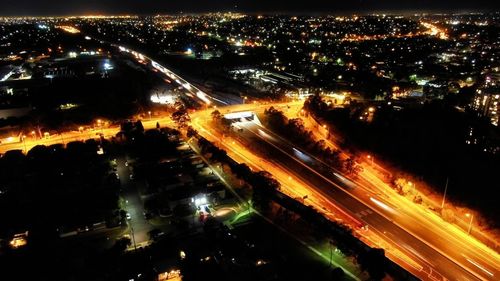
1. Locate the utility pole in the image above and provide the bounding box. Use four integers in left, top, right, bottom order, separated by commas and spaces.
441, 177, 449, 209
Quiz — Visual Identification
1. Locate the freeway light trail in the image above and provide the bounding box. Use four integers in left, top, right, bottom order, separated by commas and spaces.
370, 197, 396, 214
463, 254, 495, 278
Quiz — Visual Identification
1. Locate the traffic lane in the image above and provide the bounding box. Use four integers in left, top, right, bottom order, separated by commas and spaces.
365, 172, 500, 279
243, 123, 499, 280
237, 125, 480, 281
367, 214, 477, 281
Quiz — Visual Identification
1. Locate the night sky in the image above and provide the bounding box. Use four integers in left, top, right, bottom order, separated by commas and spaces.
1, 0, 499, 16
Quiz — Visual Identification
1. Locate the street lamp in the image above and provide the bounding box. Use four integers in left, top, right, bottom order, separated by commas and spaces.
148, 111, 152, 120
367, 155, 374, 166
466, 213, 474, 235
408, 181, 416, 194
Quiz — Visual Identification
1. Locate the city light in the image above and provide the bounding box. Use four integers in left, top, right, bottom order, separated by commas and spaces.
0, 10, 499, 281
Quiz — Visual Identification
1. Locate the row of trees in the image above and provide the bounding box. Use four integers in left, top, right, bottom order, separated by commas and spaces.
263, 106, 362, 176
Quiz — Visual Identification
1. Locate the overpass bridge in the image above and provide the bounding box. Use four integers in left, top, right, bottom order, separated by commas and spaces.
223, 111, 262, 126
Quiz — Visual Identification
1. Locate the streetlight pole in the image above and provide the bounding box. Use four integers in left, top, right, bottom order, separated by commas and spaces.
441, 177, 449, 209
148, 111, 152, 120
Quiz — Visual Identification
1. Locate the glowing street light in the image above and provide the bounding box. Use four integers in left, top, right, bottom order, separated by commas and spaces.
367, 155, 374, 166
408, 181, 416, 194
466, 213, 474, 235
96, 119, 104, 136
148, 111, 152, 120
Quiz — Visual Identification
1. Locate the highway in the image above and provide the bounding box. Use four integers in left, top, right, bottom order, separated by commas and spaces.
278, 106, 500, 279
189, 106, 499, 281
283, 104, 500, 268
236, 121, 499, 281
113, 44, 240, 106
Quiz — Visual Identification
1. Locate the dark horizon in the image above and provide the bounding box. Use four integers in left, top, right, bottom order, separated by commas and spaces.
1, 0, 499, 17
